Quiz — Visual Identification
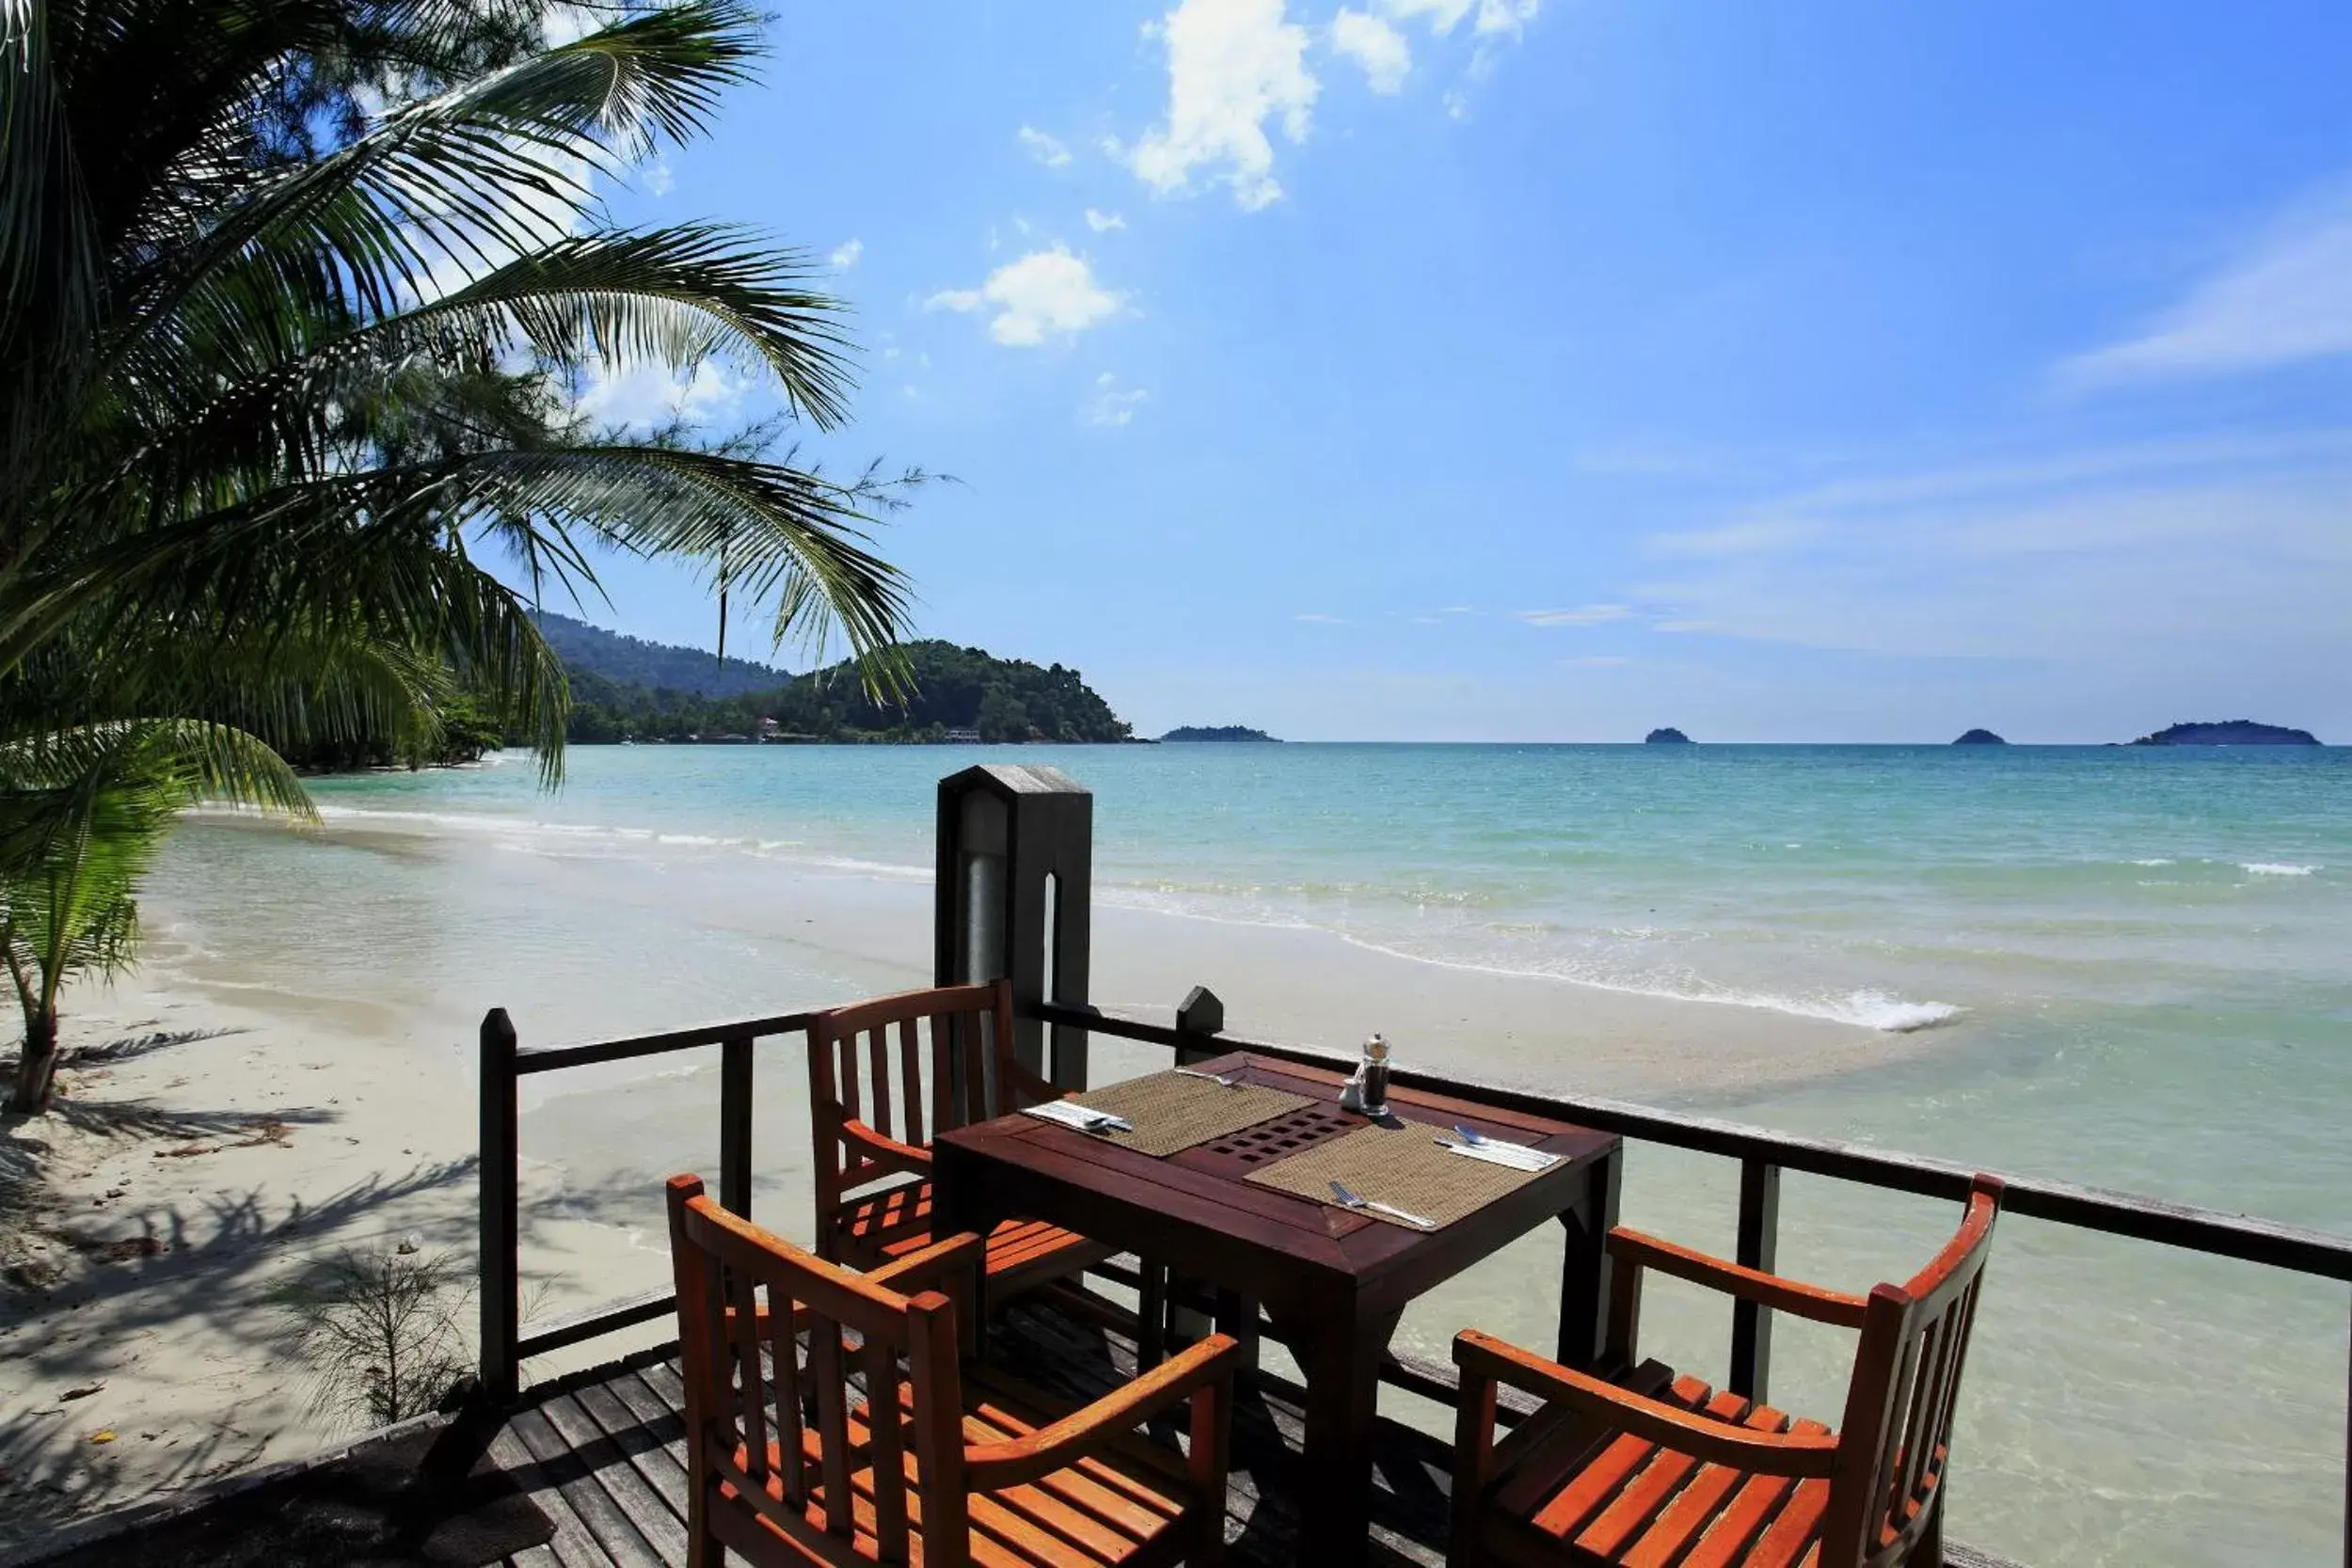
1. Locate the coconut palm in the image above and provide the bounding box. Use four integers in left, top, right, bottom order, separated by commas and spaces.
0, 0, 918, 765
3, 721, 312, 1111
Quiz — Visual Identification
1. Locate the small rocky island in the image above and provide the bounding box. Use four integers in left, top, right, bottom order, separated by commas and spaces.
2127, 720, 2321, 747
1953, 729, 2007, 746
1645, 727, 1692, 745
1161, 725, 1279, 742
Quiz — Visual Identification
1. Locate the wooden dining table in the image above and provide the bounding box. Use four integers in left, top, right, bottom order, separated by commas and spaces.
932, 1050, 1623, 1565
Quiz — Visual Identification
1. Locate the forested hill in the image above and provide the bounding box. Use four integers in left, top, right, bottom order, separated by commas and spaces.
532, 610, 792, 697
564, 640, 1134, 744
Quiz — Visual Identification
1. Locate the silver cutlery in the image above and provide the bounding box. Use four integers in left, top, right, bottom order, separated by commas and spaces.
1328, 1180, 1435, 1229
1443, 1126, 1556, 1169
1173, 1068, 1239, 1087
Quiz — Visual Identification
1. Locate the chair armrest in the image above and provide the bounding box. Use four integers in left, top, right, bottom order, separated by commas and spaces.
963, 1333, 1243, 1492
999, 1060, 1064, 1111
1453, 1331, 1837, 1479
1608, 1227, 1867, 1329
842, 1119, 932, 1177
867, 1230, 987, 1297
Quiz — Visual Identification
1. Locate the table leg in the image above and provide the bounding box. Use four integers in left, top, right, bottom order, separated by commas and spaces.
1280, 1297, 1404, 1566
931, 1150, 994, 1360
1556, 1147, 1621, 1372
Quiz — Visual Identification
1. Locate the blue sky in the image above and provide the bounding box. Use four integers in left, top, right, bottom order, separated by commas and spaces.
540, 0, 2352, 742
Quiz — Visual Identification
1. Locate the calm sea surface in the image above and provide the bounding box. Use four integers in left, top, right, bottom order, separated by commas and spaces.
147, 743, 2351, 1564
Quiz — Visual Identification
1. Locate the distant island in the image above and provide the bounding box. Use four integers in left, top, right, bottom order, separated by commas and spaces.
551, 626, 1133, 744
1645, 728, 1692, 745
2127, 720, 2321, 747
1162, 726, 1279, 743
1953, 729, 2007, 746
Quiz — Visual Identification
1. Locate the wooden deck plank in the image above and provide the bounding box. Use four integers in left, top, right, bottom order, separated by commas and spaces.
573, 1374, 691, 1526
535, 1388, 691, 1564
506, 1403, 667, 1568
488, 1422, 607, 1568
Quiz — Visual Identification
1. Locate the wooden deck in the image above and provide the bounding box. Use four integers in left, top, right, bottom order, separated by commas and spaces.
16, 1286, 2024, 1567
480, 1295, 2023, 1568
486, 1295, 1458, 1567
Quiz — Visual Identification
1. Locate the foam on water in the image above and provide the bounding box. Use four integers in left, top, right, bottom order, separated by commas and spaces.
2243, 862, 2320, 876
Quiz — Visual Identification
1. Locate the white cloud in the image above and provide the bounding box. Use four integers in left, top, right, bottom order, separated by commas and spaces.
829, 237, 864, 270
1130, 0, 1317, 211
1566, 656, 1630, 668
1086, 208, 1128, 232
1518, 604, 1635, 626
639, 155, 674, 198
2061, 183, 2352, 388
577, 358, 743, 432
926, 247, 1126, 347
1087, 371, 1150, 426
1295, 611, 1351, 624
1377, 0, 1537, 38
1332, 9, 1410, 92
1018, 126, 1073, 167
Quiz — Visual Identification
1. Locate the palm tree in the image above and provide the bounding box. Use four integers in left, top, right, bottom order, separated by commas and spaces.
3, 722, 312, 1111
1, 0, 919, 763
0, 0, 927, 1110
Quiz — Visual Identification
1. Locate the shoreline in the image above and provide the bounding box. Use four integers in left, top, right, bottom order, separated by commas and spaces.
0, 814, 1947, 1550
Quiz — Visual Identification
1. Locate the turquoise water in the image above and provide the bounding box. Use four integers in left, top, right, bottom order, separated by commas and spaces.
151, 743, 2351, 1563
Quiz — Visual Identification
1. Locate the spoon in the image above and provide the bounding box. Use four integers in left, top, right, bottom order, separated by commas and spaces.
1173, 1068, 1239, 1088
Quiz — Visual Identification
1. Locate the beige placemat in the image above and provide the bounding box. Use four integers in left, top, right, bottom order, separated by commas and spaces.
1067, 1072, 1311, 1158
1247, 1119, 1543, 1229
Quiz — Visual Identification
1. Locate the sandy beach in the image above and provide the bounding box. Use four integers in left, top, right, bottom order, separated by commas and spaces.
0, 831, 1905, 1552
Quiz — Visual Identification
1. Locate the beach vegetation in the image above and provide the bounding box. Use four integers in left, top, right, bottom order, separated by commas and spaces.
2, 722, 310, 1113
0, 0, 928, 1099
562, 640, 1135, 744
278, 1245, 472, 1426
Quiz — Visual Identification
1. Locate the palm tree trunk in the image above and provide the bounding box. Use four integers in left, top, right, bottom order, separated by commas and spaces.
8, 1006, 60, 1114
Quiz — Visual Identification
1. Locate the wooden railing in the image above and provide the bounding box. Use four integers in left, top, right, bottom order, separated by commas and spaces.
476, 994, 2352, 1566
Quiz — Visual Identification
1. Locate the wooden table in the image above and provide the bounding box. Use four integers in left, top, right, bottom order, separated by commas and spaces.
933, 1051, 1623, 1565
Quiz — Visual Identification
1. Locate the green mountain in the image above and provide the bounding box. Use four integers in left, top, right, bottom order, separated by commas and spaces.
532, 610, 793, 698
564, 640, 1133, 745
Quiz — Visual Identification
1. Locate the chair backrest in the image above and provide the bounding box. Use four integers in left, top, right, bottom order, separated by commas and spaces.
666, 1173, 970, 1568
806, 981, 1038, 1251
1823, 1175, 2004, 1568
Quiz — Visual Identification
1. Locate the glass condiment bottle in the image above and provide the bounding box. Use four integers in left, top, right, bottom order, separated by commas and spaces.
1359, 1032, 1391, 1119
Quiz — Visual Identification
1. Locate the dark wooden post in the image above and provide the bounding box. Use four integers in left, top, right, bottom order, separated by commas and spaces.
478, 1008, 520, 1405
2342, 1292, 2349, 1568
1729, 1159, 1782, 1402
935, 765, 1094, 1090
1557, 1147, 1622, 1371
720, 1034, 754, 1218
1174, 986, 1224, 1067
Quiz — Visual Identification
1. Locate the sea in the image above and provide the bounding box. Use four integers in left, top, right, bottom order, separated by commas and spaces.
143, 742, 2350, 1565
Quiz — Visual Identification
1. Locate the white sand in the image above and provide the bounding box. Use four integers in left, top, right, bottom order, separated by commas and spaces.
0, 854, 1927, 1550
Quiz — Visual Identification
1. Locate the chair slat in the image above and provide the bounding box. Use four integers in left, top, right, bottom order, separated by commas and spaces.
767, 1294, 806, 1505
859, 1335, 910, 1561
807, 1309, 854, 1537
726, 1266, 771, 1487
866, 1026, 894, 1144
898, 1017, 925, 1147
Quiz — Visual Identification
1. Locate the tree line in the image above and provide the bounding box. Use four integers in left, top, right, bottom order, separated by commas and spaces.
565, 641, 1134, 744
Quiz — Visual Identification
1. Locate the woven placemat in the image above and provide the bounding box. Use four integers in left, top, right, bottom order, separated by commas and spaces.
1068, 1071, 1311, 1158
1247, 1118, 1543, 1229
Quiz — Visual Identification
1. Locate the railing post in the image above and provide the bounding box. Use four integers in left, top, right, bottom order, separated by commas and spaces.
478, 1008, 520, 1405
1174, 986, 1224, 1067
721, 1034, 754, 1218
1729, 1158, 1782, 1402
2342, 1291, 2349, 1568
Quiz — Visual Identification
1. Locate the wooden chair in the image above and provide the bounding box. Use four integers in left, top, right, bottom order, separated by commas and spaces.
808, 980, 1113, 1306
667, 1173, 1240, 1568
1449, 1175, 2003, 1568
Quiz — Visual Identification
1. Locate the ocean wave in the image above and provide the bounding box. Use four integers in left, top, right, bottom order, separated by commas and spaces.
2130, 858, 2174, 866
1332, 933, 1962, 1033
2243, 863, 2320, 877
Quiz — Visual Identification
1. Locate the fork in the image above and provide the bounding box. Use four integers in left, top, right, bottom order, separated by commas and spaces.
1173, 1067, 1238, 1088
1328, 1180, 1435, 1229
